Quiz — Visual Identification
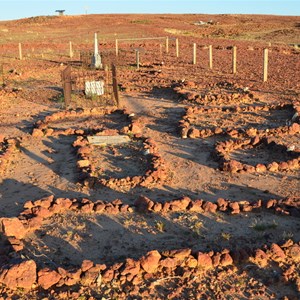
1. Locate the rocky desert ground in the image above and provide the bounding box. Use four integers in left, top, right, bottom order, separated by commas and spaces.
0, 14, 299, 299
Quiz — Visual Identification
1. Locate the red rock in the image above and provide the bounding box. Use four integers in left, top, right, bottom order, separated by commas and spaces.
32, 128, 44, 137
77, 146, 92, 156
121, 258, 140, 278
185, 256, 198, 268
81, 266, 102, 286
38, 268, 61, 290
289, 122, 300, 134
229, 202, 240, 214
212, 253, 221, 267
0, 260, 36, 290
54, 198, 73, 211
77, 160, 90, 168
1, 218, 27, 239
7, 237, 24, 252
197, 253, 212, 269
102, 269, 115, 283
220, 253, 233, 266
223, 160, 243, 173
289, 245, 300, 260
202, 201, 218, 213
134, 196, 154, 212
81, 203, 94, 213
267, 162, 279, 172
278, 161, 289, 171
169, 197, 191, 211
169, 248, 191, 260
140, 250, 161, 273
266, 199, 277, 209
34, 195, 54, 209
81, 260, 94, 272
252, 249, 268, 267
256, 164, 267, 173
104, 204, 119, 214
94, 202, 106, 213
186, 200, 202, 213
160, 257, 178, 269
152, 202, 162, 212
27, 216, 43, 230
270, 243, 286, 261
217, 198, 228, 211
32, 206, 52, 219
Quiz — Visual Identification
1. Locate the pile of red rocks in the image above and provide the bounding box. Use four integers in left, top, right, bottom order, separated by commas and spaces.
31, 107, 128, 137
0, 137, 19, 176
135, 195, 300, 216
0, 194, 299, 292
214, 137, 300, 174
74, 136, 168, 189
1, 232, 300, 294
179, 103, 300, 139
173, 80, 257, 106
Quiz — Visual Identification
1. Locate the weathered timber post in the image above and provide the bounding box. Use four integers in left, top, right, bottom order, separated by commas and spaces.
176, 38, 179, 57
232, 46, 237, 74
69, 41, 73, 58
136, 50, 140, 70
18, 43, 22, 60
166, 37, 169, 53
115, 39, 118, 56
193, 43, 197, 65
61, 65, 72, 108
209, 45, 213, 69
112, 64, 120, 107
263, 48, 268, 82
0, 64, 4, 86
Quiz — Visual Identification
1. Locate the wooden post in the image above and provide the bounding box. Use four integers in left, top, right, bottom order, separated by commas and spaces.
136, 50, 140, 70
193, 43, 197, 65
232, 46, 237, 74
0, 64, 4, 86
112, 64, 120, 107
115, 39, 118, 56
176, 38, 179, 57
166, 37, 169, 54
69, 41, 73, 58
263, 48, 268, 82
61, 65, 72, 108
209, 45, 213, 69
18, 43, 22, 60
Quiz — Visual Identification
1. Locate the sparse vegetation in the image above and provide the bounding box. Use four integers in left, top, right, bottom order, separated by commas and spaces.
250, 219, 278, 231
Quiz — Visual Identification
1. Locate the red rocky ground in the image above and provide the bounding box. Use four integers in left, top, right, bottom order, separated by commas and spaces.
0, 14, 299, 299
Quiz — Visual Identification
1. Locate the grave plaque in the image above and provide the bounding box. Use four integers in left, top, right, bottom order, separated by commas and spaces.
85, 80, 105, 96
87, 135, 131, 146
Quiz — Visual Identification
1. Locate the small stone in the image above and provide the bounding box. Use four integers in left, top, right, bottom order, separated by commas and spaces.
1, 218, 27, 239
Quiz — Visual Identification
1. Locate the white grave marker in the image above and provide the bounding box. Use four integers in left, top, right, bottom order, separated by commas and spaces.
85, 80, 105, 96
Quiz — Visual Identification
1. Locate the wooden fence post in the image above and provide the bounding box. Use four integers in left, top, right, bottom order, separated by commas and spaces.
115, 39, 118, 56
232, 46, 237, 74
136, 50, 140, 70
176, 38, 179, 57
263, 48, 268, 82
61, 65, 72, 108
166, 37, 169, 53
18, 43, 22, 60
209, 45, 213, 69
193, 43, 197, 65
69, 41, 73, 58
112, 64, 120, 107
